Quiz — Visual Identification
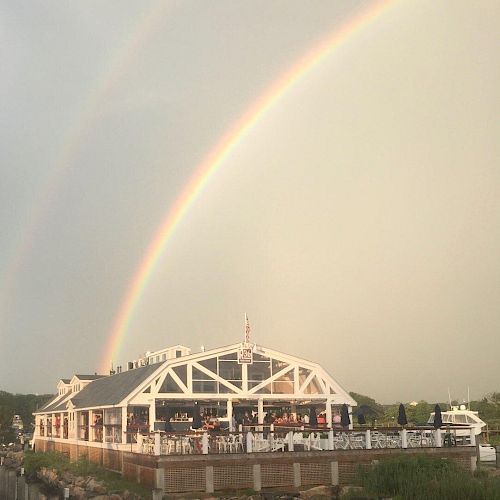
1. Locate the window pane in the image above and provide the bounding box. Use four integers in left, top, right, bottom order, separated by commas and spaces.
248, 362, 271, 381
253, 353, 270, 362
249, 381, 271, 393
192, 366, 212, 381
172, 365, 187, 385
272, 359, 289, 374
159, 374, 183, 393
219, 352, 237, 361
193, 381, 217, 393
218, 361, 242, 380
199, 357, 217, 373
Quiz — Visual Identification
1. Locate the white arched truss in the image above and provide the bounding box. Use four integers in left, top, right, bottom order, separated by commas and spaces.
127, 344, 356, 406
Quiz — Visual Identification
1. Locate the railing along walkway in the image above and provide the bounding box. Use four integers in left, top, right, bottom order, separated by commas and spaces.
138, 425, 476, 456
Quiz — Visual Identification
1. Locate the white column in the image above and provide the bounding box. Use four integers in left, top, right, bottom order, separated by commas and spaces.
348, 406, 353, 430
149, 401, 156, 432
365, 429, 372, 450
326, 399, 332, 429
154, 432, 161, 455
469, 428, 476, 447
328, 429, 334, 450
121, 407, 128, 444
89, 410, 94, 441
435, 428, 442, 447
227, 400, 233, 431
257, 398, 264, 429
401, 429, 408, 449
202, 432, 209, 454
246, 431, 253, 453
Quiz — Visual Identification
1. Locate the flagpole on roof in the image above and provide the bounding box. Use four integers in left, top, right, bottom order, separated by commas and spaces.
245, 313, 250, 344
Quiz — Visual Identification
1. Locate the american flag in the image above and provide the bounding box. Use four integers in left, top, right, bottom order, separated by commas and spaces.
245, 313, 250, 344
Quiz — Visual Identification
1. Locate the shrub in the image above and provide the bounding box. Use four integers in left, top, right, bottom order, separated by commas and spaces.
360, 455, 500, 500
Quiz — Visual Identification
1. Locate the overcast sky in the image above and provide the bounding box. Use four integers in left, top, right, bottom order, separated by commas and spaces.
1, 0, 499, 404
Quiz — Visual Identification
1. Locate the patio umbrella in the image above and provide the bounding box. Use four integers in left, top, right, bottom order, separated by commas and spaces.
357, 412, 366, 425
309, 406, 318, 427
340, 403, 351, 428
192, 402, 202, 429
433, 404, 443, 429
397, 403, 408, 426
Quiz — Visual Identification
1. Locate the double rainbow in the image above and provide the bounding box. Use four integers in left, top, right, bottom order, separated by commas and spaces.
100, 0, 395, 372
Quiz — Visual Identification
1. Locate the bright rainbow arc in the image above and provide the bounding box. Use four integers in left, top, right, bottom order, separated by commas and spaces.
100, 0, 395, 373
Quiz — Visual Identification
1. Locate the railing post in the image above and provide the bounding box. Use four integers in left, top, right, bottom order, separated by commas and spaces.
246, 431, 253, 453
469, 428, 476, 447
435, 429, 442, 448
365, 429, 371, 450
269, 423, 274, 450
154, 432, 161, 455
328, 429, 334, 450
288, 431, 294, 452
202, 432, 209, 454
401, 429, 407, 449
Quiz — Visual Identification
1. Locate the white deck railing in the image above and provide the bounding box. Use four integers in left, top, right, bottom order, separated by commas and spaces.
138, 426, 476, 456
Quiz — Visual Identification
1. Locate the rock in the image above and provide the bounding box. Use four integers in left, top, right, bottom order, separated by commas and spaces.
110, 495, 123, 500
300, 485, 333, 498
339, 485, 365, 497
75, 475, 86, 487
70, 485, 87, 500
87, 478, 107, 494
90, 496, 111, 500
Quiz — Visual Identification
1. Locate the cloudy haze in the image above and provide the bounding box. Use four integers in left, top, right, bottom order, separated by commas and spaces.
1, 0, 499, 403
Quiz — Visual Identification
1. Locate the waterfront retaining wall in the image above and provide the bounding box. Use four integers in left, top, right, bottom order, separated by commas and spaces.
34, 439, 477, 494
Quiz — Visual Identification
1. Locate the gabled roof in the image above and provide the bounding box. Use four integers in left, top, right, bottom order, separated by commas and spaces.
70, 363, 160, 409
71, 374, 105, 382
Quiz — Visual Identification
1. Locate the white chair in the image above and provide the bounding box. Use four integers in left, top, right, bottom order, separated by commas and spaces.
309, 432, 322, 450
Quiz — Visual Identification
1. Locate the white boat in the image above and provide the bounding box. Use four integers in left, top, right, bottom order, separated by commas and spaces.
427, 404, 486, 437
479, 443, 496, 462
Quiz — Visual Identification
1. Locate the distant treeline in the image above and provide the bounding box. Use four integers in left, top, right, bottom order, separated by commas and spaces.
350, 391, 500, 426
0, 390, 53, 443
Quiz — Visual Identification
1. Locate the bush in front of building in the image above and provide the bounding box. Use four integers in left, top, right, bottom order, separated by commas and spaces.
357, 455, 500, 500
24, 451, 151, 498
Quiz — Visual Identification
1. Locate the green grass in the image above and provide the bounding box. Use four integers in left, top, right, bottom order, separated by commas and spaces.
357, 455, 500, 500
23, 451, 151, 498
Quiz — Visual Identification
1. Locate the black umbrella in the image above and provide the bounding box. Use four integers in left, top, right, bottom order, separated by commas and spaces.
433, 404, 443, 429
397, 403, 408, 426
309, 406, 318, 427
357, 412, 366, 425
340, 403, 351, 428
192, 402, 202, 429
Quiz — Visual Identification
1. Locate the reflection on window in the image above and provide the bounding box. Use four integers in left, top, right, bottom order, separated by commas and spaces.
249, 381, 271, 393
272, 359, 289, 375
272, 381, 294, 394
303, 376, 322, 394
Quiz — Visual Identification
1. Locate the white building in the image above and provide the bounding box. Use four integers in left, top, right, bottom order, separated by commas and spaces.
34, 342, 356, 449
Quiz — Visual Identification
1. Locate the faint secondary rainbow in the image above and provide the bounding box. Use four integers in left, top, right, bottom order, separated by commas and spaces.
0, 0, 173, 329
100, 0, 396, 372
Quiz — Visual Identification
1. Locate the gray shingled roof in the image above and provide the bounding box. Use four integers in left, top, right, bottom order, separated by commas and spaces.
70, 364, 160, 409
75, 374, 105, 381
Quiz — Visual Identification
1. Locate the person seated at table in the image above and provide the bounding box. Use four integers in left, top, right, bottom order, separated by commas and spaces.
317, 413, 326, 425
203, 417, 214, 431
